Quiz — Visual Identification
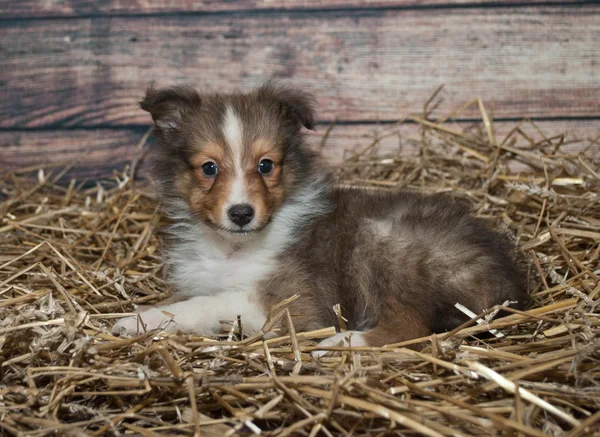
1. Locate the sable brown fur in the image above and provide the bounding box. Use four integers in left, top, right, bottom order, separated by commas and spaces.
261, 188, 529, 345
138, 83, 529, 347
0, 91, 598, 436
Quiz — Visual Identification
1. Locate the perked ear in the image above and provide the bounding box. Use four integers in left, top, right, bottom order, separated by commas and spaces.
258, 81, 317, 130
140, 86, 201, 130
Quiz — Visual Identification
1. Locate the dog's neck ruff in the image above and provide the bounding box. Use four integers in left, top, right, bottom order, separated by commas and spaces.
162, 176, 330, 297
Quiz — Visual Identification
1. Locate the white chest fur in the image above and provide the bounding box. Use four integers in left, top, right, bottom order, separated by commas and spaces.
166, 180, 328, 298
111, 214, 297, 336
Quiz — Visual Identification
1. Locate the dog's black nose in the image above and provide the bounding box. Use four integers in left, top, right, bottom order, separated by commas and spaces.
228, 204, 255, 227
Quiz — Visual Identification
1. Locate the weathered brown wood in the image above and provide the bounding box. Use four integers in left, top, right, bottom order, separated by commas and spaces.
2, 121, 597, 181
0, 7, 598, 128
0, 129, 144, 181
0, 1, 578, 18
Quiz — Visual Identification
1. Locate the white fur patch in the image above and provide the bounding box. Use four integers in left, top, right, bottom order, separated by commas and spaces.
366, 218, 394, 238
312, 330, 368, 358
112, 290, 266, 335
221, 106, 250, 225
227, 176, 249, 207
222, 106, 244, 158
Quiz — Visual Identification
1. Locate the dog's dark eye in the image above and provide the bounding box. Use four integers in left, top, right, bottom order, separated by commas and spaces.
201, 161, 218, 177
258, 159, 274, 175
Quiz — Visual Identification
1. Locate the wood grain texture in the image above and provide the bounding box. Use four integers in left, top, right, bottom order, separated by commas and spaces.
2, 121, 597, 181
0, 6, 598, 128
0, 1, 579, 18
0, 129, 145, 181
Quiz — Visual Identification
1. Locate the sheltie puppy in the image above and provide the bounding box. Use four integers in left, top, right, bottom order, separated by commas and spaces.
113, 82, 529, 352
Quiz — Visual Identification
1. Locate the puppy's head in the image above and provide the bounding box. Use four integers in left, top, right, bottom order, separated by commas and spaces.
141, 82, 318, 237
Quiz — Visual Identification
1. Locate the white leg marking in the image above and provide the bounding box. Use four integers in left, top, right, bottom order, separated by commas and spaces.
112, 290, 266, 336
312, 330, 368, 358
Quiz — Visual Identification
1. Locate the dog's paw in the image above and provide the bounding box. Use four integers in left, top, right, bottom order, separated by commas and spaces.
312, 330, 367, 359
112, 308, 176, 336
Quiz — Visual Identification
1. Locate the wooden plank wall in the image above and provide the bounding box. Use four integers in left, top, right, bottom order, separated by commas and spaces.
0, 1, 598, 181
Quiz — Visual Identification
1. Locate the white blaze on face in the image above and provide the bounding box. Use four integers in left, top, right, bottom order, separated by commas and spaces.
222, 106, 250, 225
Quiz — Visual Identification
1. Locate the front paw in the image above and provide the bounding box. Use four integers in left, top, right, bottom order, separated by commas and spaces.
112, 308, 176, 335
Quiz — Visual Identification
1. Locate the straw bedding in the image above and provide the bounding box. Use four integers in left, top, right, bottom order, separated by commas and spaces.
1, 97, 599, 436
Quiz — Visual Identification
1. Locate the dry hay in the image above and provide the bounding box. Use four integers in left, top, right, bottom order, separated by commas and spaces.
1, 96, 599, 437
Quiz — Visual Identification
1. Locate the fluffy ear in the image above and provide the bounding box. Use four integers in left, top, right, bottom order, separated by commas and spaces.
258, 82, 317, 130
140, 86, 201, 130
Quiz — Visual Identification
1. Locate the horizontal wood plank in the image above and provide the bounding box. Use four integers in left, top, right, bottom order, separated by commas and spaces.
0, 1, 578, 18
0, 129, 145, 182
2, 120, 597, 181
0, 7, 599, 129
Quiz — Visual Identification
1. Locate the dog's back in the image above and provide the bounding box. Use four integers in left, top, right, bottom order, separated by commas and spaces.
261, 188, 529, 347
